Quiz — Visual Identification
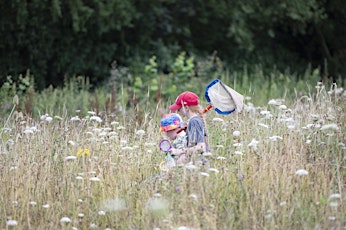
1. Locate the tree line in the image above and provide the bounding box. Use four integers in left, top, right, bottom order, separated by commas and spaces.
0, 0, 345, 90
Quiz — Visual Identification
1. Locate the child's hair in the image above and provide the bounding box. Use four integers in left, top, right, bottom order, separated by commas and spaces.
188, 105, 205, 124
160, 113, 183, 132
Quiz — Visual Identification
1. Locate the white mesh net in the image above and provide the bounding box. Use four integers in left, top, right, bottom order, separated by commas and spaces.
207, 80, 244, 113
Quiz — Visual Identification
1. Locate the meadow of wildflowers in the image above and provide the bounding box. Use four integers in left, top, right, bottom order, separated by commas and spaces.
0, 81, 345, 229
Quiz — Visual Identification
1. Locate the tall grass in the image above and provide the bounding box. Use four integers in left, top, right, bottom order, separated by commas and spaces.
0, 72, 345, 229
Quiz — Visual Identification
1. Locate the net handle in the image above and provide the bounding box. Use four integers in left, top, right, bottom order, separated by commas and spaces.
203, 104, 213, 113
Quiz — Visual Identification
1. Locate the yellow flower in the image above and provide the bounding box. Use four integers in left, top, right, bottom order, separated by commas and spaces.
77, 148, 90, 157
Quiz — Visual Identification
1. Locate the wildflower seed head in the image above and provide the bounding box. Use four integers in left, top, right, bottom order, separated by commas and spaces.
13, 95, 19, 105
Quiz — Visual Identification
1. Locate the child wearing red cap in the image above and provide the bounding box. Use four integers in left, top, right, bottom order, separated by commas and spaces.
160, 113, 187, 165
168, 91, 209, 167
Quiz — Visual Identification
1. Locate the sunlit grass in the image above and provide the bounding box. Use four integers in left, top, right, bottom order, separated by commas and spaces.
0, 81, 345, 229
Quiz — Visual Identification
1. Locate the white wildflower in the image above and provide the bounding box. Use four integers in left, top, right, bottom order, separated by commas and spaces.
29, 201, 37, 206
153, 193, 162, 198
286, 125, 295, 130
23, 129, 34, 135
111, 121, 119, 126
71, 116, 80, 121
122, 146, 133, 150
234, 151, 243, 155
248, 139, 259, 151
108, 131, 118, 136
268, 99, 278, 105
87, 111, 96, 115
260, 110, 271, 115
40, 114, 48, 121
68, 140, 76, 146
328, 194, 341, 199
120, 140, 127, 144
212, 117, 224, 122
98, 131, 107, 137
244, 103, 256, 113
59, 217, 71, 223
328, 216, 336, 221
258, 123, 269, 129
320, 123, 339, 131
64, 156, 77, 161
279, 201, 287, 206
90, 223, 98, 228
295, 169, 308, 176
135, 130, 146, 136
185, 163, 198, 170
208, 168, 219, 173
284, 117, 294, 123
200, 172, 210, 177
217, 156, 226, 160
7, 220, 18, 226
29, 126, 38, 132
278, 105, 287, 110
45, 116, 53, 122
189, 194, 198, 201
78, 213, 84, 218
89, 177, 100, 182
310, 114, 320, 121
98, 210, 106, 215
233, 130, 241, 136
42, 204, 50, 208
203, 152, 212, 156
90, 116, 102, 123
177, 227, 195, 230
269, 136, 283, 141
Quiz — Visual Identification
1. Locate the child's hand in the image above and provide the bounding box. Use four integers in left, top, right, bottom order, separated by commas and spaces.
170, 148, 183, 156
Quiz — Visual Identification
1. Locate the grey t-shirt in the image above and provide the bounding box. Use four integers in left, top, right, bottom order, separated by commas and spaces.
187, 116, 209, 151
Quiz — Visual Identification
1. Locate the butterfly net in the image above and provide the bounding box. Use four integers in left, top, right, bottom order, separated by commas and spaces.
205, 79, 244, 115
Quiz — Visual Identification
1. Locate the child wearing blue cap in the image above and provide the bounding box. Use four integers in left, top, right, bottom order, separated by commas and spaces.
160, 113, 187, 165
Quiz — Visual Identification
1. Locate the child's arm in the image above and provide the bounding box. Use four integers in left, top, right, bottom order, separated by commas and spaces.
170, 142, 206, 156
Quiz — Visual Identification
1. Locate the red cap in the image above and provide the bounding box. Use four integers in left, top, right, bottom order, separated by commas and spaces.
169, 91, 199, 111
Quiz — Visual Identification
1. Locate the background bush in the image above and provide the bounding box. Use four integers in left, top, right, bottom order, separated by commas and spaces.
0, 0, 345, 90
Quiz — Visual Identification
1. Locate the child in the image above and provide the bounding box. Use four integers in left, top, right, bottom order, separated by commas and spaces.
159, 113, 187, 166
168, 91, 209, 167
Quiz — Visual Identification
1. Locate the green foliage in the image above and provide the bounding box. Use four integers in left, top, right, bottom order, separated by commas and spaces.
1, 0, 345, 90
171, 52, 195, 87
0, 58, 331, 123
0, 71, 35, 121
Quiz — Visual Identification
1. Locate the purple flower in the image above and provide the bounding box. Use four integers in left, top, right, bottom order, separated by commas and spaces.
175, 186, 181, 191
4, 104, 10, 109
